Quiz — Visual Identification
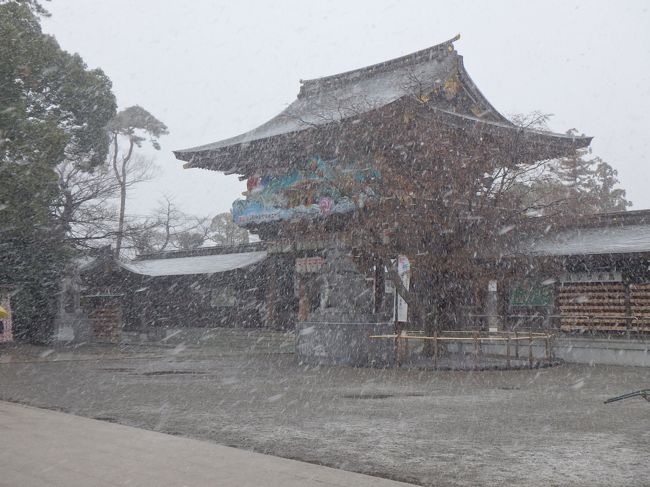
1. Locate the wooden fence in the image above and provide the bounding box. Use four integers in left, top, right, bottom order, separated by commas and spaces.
369, 330, 555, 369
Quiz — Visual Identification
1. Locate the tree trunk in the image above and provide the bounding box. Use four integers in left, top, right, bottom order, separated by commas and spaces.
114, 179, 127, 257
113, 135, 134, 257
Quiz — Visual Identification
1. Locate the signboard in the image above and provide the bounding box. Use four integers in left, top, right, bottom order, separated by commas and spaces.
296, 239, 330, 251
397, 255, 410, 323
559, 272, 622, 283
295, 257, 324, 274
509, 280, 554, 307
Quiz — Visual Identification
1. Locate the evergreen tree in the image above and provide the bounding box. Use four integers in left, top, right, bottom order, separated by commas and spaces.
540, 150, 631, 216
0, 2, 116, 341
590, 158, 630, 212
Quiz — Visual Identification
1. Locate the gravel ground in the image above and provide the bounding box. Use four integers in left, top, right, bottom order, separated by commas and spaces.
0, 331, 648, 486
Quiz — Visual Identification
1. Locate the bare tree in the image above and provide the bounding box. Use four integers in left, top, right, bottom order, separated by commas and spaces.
54, 154, 156, 248
53, 160, 118, 247
126, 196, 211, 255
509, 111, 553, 131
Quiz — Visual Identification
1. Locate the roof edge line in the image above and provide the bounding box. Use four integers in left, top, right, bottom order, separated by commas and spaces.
456, 55, 511, 125
298, 35, 460, 97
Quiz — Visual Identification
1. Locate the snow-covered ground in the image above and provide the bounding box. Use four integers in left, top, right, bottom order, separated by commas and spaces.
0, 332, 647, 486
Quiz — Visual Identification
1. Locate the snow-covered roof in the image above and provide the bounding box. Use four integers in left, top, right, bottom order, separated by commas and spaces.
518, 224, 650, 257
174, 36, 591, 173
176, 37, 465, 156
118, 251, 267, 276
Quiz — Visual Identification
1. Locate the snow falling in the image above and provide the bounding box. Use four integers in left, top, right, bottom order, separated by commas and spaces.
1, 2, 649, 486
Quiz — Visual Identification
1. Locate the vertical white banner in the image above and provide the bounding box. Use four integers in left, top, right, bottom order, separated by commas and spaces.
397, 255, 410, 323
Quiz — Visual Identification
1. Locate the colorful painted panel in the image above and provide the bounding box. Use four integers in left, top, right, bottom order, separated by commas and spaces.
231, 157, 380, 226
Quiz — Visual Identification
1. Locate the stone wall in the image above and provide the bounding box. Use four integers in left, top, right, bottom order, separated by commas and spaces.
556, 337, 650, 367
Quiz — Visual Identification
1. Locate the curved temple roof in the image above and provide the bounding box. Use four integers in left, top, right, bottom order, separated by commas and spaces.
175, 36, 591, 171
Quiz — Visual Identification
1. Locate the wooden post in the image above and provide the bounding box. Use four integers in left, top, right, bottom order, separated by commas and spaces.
551, 334, 555, 360
373, 259, 384, 314
395, 322, 402, 368
545, 335, 550, 363
625, 282, 631, 339
506, 336, 511, 368
394, 334, 400, 368
528, 331, 533, 369
515, 331, 519, 358
404, 330, 409, 363
433, 331, 438, 369
297, 277, 310, 322
266, 262, 278, 328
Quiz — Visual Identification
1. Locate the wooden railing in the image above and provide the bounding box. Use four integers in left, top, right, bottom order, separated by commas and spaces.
369, 330, 555, 369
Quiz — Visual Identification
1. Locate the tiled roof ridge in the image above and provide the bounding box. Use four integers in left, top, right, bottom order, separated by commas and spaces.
297, 35, 460, 99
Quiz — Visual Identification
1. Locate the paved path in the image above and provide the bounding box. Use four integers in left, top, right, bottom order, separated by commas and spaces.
0, 401, 415, 487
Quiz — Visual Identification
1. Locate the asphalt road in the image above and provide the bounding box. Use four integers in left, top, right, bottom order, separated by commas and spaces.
0, 333, 648, 486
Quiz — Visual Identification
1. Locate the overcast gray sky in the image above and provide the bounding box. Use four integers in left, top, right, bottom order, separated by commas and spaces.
42, 0, 650, 217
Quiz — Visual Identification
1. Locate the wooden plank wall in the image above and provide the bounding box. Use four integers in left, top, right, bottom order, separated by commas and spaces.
89, 305, 122, 343
630, 283, 650, 332
559, 282, 650, 333
558, 282, 627, 332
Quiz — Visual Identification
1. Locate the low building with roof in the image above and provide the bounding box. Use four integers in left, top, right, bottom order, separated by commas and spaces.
501, 209, 650, 336
54, 243, 295, 344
